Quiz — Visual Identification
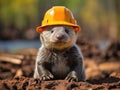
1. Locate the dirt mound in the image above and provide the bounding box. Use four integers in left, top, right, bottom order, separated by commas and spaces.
0, 39, 120, 89
0, 76, 120, 90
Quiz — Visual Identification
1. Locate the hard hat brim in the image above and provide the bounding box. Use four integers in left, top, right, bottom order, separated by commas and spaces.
36, 22, 80, 33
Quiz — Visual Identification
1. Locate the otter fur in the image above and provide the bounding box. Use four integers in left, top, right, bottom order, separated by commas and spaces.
34, 26, 86, 81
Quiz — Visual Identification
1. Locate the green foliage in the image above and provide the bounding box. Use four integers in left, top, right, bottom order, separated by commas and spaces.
0, 0, 38, 30
0, 0, 120, 39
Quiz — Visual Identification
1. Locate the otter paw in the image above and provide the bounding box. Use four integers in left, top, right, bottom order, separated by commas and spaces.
40, 72, 54, 81
65, 71, 78, 82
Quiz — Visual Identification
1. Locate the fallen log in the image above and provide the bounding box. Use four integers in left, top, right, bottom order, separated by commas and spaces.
0, 53, 24, 59
0, 56, 21, 64
0, 53, 36, 61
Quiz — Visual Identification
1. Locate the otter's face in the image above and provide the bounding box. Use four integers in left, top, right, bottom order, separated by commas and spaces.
40, 26, 77, 50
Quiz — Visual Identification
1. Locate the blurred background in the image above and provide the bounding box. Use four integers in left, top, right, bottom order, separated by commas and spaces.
0, 0, 120, 52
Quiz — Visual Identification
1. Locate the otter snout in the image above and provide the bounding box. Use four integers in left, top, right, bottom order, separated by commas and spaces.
56, 34, 65, 41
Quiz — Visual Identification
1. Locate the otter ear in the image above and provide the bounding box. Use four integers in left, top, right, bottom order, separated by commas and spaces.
36, 26, 48, 33
73, 26, 81, 32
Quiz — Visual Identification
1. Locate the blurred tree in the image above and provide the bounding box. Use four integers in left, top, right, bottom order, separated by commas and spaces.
0, 0, 38, 30
79, 0, 120, 40
0, 0, 120, 40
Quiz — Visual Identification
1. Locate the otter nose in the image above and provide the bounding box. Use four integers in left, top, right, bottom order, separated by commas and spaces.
56, 34, 65, 40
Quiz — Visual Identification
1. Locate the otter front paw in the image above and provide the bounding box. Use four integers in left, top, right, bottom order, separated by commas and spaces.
65, 71, 78, 82
40, 71, 54, 81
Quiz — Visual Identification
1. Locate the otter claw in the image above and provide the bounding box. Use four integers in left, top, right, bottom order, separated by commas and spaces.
65, 76, 78, 82
65, 71, 78, 82
40, 73, 54, 81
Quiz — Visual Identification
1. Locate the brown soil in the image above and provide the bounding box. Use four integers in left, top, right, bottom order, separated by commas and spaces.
0, 39, 120, 90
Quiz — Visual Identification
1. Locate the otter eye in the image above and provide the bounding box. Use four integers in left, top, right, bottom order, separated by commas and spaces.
65, 29, 69, 34
51, 30, 54, 33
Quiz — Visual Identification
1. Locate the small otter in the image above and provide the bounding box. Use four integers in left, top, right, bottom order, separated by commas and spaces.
34, 26, 86, 81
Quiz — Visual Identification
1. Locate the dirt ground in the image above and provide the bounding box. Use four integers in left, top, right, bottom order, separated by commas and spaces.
0, 37, 120, 90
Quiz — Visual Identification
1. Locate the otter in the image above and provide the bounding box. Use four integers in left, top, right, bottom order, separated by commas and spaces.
34, 26, 86, 81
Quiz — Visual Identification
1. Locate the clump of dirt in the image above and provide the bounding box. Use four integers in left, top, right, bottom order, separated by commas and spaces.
103, 40, 120, 61
0, 54, 35, 80
0, 37, 120, 89
0, 77, 41, 90
77, 36, 120, 62
0, 61, 20, 79
0, 76, 120, 90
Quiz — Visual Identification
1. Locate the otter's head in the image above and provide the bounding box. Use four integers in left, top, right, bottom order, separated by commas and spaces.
40, 26, 78, 50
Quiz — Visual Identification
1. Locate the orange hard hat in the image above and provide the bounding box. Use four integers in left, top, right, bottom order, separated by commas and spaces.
36, 6, 80, 33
